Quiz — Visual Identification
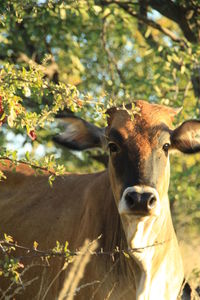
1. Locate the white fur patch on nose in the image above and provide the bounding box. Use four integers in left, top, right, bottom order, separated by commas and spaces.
118, 185, 161, 216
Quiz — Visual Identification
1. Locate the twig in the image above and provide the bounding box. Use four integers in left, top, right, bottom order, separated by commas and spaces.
104, 282, 117, 300
42, 262, 69, 300
0, 238, 171, 261
18, 53, 58, 80
101, 12, 126, 94
89, 258, 119, 300
0, 240, 73, 260
101, 0, 187, 47
0, 156, 59, 177
74, 281, 100, 296
0, 263, 39, 300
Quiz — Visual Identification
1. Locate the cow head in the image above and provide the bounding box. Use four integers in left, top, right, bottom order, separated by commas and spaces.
53, 100, 200, 250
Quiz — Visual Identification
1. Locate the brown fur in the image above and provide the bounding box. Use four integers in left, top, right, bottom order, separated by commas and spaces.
0, 163, 137, 299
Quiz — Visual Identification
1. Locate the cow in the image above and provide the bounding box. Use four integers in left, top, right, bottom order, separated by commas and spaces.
0, 100, 199, 300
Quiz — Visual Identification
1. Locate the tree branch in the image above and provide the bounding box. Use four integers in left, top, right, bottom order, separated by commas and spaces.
137, 0, 159, 49
0, 157, 60, 177
101, 0, 187, 46
0, 237, 171, 260
148, 0, 198, 43
101, 12, 127, 94
18, 53, 59, 82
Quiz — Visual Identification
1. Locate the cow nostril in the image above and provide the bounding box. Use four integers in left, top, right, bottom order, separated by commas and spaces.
125, 192, 136, 208
147, 195, 157, 209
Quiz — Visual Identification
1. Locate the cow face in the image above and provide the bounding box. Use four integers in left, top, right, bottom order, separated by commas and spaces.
105, 101, 178, 218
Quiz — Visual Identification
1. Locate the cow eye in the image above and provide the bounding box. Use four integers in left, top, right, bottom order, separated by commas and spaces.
108, 142, 120, 153
163, 143, 170, 153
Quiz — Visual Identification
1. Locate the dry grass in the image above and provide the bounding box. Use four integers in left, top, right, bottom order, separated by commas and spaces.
58, 239, 98, 300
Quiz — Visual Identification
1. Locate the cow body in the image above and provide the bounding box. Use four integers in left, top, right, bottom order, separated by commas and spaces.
1, 100, 200, 299
0, 164, 182, 300
1, 166, 137, 299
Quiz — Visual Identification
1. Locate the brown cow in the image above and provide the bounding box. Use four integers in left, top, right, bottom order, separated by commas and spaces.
0, 100, 199, 299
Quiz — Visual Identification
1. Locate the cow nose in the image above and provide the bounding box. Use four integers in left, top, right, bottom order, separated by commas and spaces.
125, 191, 157, 214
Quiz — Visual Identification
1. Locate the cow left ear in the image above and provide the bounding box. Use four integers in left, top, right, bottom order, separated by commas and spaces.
171, 120, 200, 153
53, 115, 105, 151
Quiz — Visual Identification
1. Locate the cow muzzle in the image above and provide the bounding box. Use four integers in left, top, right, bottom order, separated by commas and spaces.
118, 186, 161, 216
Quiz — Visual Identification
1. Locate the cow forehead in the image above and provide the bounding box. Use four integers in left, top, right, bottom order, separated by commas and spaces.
107, 101, 175, 142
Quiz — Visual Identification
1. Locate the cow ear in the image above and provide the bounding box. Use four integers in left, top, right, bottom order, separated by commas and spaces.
106, 107, 117, 127
171, 120, 200, 153
53, 116, 105, 150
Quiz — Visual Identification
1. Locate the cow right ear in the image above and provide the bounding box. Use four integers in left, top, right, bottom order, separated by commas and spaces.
171, 120, 200, 154
53, 115, 105, 151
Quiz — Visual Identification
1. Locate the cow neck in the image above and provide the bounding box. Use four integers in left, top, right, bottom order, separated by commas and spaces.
128, 195, 184, 300
98, 170, 139, 289
90, 170, 127, 254
78, 171, 184, 299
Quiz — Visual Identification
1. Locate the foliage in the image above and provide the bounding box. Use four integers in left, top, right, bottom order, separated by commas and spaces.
0, 0, 200, 293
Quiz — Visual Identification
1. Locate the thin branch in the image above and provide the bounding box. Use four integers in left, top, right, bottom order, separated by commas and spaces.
0, 157, 58, 177
73, 281, 100, 298
101, 14, 116, 85
0, 238, 172, 261
101, 0, 187, 46
148, 0, 198, 43
0, 263, 39, 300
138, 0, 160, 49
104, 282, 117, 300
18, 53, 59, 81
42, 261, 69, 300
89, 258, 119, 300
101, 12, 127, 94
